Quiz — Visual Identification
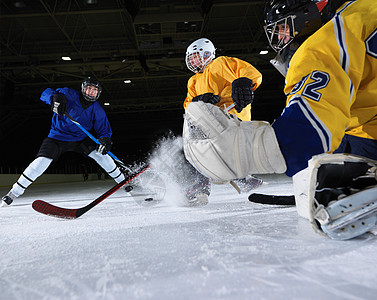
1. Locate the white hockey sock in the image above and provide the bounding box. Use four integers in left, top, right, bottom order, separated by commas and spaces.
10, 157, 53, 197
88, 150, 125, 183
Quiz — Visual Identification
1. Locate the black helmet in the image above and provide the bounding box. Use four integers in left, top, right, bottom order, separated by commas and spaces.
81, 77, 102, 101
264, 0, 332, 52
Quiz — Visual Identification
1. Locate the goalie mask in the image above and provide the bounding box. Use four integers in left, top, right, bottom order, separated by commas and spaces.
185, 38, 216, 73
81, 77, 102, 102
263, 0, 332, 53
263, 0, 346, 77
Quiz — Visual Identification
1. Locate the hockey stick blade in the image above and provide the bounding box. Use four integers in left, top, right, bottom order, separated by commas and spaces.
248, 193, 295, 205
32, 166, 150, 219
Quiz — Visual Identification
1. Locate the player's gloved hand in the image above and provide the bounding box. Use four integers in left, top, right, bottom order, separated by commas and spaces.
97, 137, 113, 155
231, 77, 254, 113
51, 93, 68, 116
192, 93, 220, 105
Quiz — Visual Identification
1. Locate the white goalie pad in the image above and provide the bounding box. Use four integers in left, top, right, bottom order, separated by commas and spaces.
295, 153, 377, 240
183, 102, 286, 183
293, 167, 310, 219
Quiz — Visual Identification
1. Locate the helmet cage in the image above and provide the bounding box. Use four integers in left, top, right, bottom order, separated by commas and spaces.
185, 38, 216, 73
264, 0, 324, 53
186, 51, 214, 73
81, 78, 102, 102
264, 15, 296, 52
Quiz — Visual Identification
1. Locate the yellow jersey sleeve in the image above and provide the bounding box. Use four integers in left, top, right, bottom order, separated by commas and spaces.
273, 0, 377, 176
183, 56, 262, 121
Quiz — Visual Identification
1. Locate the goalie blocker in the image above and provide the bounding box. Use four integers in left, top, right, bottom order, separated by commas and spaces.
294, 153, 377, 240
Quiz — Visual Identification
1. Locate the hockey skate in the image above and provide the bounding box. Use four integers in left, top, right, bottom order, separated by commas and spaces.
1, 192, 16, 206
306, 154, 377, 240
184, 172, 211, 207
232, 175, 263, 193
124, 185, 133, 193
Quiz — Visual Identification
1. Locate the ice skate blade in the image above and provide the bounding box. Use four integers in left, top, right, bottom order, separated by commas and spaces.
1, 200, 11, 207
232, 177, 263, 194
187, 193, 209, 207
1, 195, 14, 206
317, 186, 377, 240
321, 214, 377, 240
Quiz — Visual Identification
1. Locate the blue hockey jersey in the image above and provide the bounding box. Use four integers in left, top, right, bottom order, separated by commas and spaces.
40, 87, 112, 142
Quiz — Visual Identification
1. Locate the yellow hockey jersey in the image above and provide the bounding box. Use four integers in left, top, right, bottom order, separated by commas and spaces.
273, 0, 377, 176
184, 56, 262, 121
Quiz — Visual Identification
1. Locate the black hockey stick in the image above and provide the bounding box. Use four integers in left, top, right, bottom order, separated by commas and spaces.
248, 193, 295, 205
32, 166, 150, 219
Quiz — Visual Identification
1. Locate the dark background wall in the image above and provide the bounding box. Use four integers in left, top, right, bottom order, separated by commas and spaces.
0, 0, 287, 173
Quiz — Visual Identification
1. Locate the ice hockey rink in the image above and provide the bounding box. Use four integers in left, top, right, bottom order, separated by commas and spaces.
1, 172, 377, 300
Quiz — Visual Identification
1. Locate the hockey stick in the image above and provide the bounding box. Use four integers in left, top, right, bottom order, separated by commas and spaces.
64, 113, 131, 172
64, 113, 166, 205
225, 102, 235, 112
248, 193, 295, 205
32, 166, 150, 219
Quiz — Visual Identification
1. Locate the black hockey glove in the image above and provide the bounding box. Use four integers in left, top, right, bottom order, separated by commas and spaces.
97, 137, 113, 155
192, 93, 220, 105
231, 77, 254, 113
51, 93, 68, 116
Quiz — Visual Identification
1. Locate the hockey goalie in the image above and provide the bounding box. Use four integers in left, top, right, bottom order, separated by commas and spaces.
182, 0, 377, 240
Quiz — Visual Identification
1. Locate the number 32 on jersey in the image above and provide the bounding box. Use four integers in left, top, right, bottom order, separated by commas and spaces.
290, 71, 330, 102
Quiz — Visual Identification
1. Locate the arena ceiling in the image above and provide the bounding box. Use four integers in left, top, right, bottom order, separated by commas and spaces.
0, 0, 287, 166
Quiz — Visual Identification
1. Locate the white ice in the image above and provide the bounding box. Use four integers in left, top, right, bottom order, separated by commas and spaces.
1, 172, 377, 300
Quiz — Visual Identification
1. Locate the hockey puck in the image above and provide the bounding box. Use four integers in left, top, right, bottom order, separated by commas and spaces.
145, 198, 154, 202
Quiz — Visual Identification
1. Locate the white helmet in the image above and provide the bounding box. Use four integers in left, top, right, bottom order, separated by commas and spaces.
185, 38, 216, 73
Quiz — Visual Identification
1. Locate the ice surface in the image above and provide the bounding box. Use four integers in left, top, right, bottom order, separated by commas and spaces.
1, 173, 377, 300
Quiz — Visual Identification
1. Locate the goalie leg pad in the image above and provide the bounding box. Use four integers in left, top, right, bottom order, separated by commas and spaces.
183, 102, 286, 183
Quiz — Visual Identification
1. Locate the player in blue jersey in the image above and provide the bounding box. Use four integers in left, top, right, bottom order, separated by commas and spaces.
1, 77, 125, 206
183, 0, 377, 239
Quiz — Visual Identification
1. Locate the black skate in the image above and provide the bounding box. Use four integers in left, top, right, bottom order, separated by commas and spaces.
124, 185, 133, 193
1, 192, 16, 206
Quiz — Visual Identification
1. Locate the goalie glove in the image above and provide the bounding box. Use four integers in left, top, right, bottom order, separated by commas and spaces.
51, 93, 68, 116
231, 77, 254, 113
97, 137, 113, 155
192, 93, 220, 105
293, 153, 377, 240
183, 101, 286, 183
